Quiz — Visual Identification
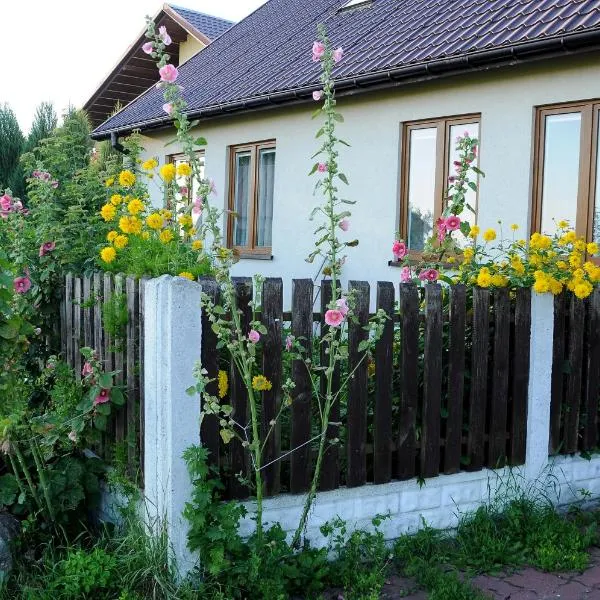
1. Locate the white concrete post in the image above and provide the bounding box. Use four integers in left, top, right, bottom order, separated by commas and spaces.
144, 275, 202, 577
525, 291, 554, 482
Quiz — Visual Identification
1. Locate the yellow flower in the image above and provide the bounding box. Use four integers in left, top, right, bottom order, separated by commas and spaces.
463, 247, 474, 262
100, 246, 116, 263
178, 272, 194, 281
511, 258, 525, 275
128, 198, 145, 215
477, 268, 492, 288
141, 231, 150, 240
105, 177, 115, 187
549, 278, 563, 295
564, 231, 577, 243
142, 158, 158, 170
588, 265, 600, 283
119, 216, 142, 235
533, 277, 550, 294
252, 375, 273, 392
557, 220, 569, 229
159, 229, 174, 244
114, 235, 129, 250
146, 213, 164, 230
483, 229, 496, 242
119, 170, 136, 188
491, 274, 508, 287
218, 370, 228, 399
574, 239, 586, 253
107, 231, 118, 242
160, 209, 173, 220
510, 224, 519, 231
530, 233, 551, 250
176, 162, 192, 177
587, 242, 599, 255
529, 254, 542, 267
160, 163, 176, 183
101, 203, 117, 222
569, 253, 583, 268
574, 281, 593, 300
110, 193, 123, 206
447, 256, 456, 264
556, 260, 568, 271
178, 214, 193, 228
192, 240, 204, 251
469, 225, 480, 238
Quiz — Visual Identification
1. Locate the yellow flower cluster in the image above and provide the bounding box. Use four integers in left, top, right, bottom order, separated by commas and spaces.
218, 370, 228, 399
252, 375, 273, 392
118, 170, 136, 188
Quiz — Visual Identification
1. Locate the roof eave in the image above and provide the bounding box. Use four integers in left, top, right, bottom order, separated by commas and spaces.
91, 28, 600, 140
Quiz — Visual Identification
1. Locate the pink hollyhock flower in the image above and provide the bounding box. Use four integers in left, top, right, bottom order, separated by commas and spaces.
448, 176, 456, 183
248, 329, 260, 343
158, 25, 172, 45
180, 186, 189, 197
68, 431, 78, 443
333, 47, 344, 63
400, 266, 412, 283
285, 335, 294, 351
159, 64, 179, 83
392, 240, 407, 260
0, 194, 12, 212
436, 218, 447, 242
317, 163, 328, 173
162, 103, 173, 115
82, 362, 93, 377
312, 41, 325, 61
13, 200, 23, 211
313, 90, 323, 101
338, 218, 349, 231
193, 198, 203, 214
324, 309, 344, 327
336, 297, 349, 317
418, 268, 440, 283
209, 179, 217, 195
445, 215, 461, 231
39, 241, 56, 257
13, 276, 31, 294
94, 389, 110, 405
142, 41, 153, 54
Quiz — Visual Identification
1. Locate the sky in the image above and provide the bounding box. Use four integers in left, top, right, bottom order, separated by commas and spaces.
4, 0, 267, 133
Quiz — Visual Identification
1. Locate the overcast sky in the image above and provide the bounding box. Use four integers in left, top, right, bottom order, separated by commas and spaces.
4, 0, 267, 133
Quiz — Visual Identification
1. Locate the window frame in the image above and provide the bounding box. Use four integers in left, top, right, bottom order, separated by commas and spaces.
227, 139, 276, 257
399, 113, 481, 252
531, 99, 599, 242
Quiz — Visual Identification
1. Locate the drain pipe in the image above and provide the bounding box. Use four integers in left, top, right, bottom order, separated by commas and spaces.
110, 131, 128, 155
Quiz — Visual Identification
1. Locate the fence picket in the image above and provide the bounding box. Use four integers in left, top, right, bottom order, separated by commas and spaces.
126, 277, 139, 476
347, 281, 369, 488
583, 288, 600, 451
468, 287, 489, 471
398, 283, 418, 480
261, 278, 283, 496
93, 273, 103, 364
65, 274, 74, 367
550, 293, 566, 454
290, 279, 313, 494
374, 282, 394, 484
83, 276, 93, 351
114, 274, 125, 445
103, 273, 114, 373
73, 277, 83, 380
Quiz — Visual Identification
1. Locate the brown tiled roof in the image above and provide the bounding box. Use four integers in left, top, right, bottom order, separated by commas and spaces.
92, 0, 600, 139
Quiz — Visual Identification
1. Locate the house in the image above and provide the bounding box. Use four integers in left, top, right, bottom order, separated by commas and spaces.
84, 3, 233, 127
90, 0, 600, 294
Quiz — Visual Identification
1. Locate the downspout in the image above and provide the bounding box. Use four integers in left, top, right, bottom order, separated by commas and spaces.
110, 131, 129, 154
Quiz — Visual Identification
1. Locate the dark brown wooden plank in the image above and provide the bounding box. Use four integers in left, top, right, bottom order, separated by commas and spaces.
93, 273, 103, 364
467, 287, 490, 471
103, 273, 114, 373
83, 276, 93, 350
422, 284, 442, 479
488, 288, 510, 468
445, 285, 466, 474
199, 277, 221, 468
114, 274, 125, 445
261, 278, 283, 496
398, 283, 419, 480
564, 295, 585, 453
374, 281, 394, 484
510, 288, 531, 465
290, 279, 313, 494
550, 292, 567, 454
126, 277, 139, 476
583, 288, 600, 451
73, 277, 83, 380
60, 285, 67, 359
65, 274, 74, 368
319, 280, 341, 492
230, 278, 252, 499
347, 280, 370, 488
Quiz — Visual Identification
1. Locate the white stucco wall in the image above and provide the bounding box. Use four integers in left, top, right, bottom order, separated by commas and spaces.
138, 54, 600, 305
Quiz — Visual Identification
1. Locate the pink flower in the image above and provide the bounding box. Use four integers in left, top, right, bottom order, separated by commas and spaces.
445, 215, 461, 231
142, 42, 153, 54
82, 362, 93, 377
312, 41, 325, 61
13, 200, 23, 211
13, 276, 31, 294
193, 198, 203, 214
68, 431, 78, 443
317, 163, 328, 173
285, 335, 294, 351
39, 241, 56, 257
158, 25, 172, 46
248, 329, 260, 343
336, 297, 349, 317
0, 194, 12, 212
333, 47, 344, 63
94, 389, 110, 405
51, 180, 59, 188
400, 266, 412, 283
162, 103, 173, 115
392, 240, 407, 260
209, 179, 217, 195
159, 64, 179, 83
436, 218, 447, 242
324, 309, 344, 327
312, 90, 323, 101
338, 218, 349, 231
418, 268, 440, 283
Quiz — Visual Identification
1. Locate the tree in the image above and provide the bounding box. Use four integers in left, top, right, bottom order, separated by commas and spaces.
0, 104, 24, 196
26, 102, 58, 154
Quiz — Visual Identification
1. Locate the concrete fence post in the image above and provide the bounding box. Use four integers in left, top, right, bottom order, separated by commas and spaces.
144, 275, 202, 577
525, 291, 554, 482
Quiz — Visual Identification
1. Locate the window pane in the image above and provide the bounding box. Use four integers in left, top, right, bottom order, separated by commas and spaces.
256, 148, 275, 248
594, 118, 600, 245
233, 152, 251, 247
407, 127, 436, 251
448, 122, 479, 246
540, 112, 581, 235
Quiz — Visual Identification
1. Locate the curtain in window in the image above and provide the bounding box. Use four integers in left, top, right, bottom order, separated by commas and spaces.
256, 149, 275, 247
233, 152, 251, 247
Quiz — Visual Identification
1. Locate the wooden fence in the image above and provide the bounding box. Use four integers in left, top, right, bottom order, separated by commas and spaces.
550, 288, 600, 456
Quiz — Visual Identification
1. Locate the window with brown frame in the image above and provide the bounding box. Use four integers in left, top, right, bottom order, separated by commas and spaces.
228, 141, 276, 256
532, 100, 600, 244
400, 115, 480, 251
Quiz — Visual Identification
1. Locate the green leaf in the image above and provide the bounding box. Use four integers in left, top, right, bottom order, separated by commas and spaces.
220, 429, 234, 444
471, 166, 485, 177
0, 474, 18, 506
194, 136, 208, 146
94, 415, 107, 431
0, 323, 18, 340
312, 108, 323, 119
333, 113, 344, 123
338, 139, 351, 147
467, 181, 478, 192
99, 373, 113, 389
164, 137, 179, 147
96, 403, 111, 416
189, 119, 200, 128
309, 163, 319, 176
110, 387, 125, 407
346, 239, 359, 247
338, 173, 349, 185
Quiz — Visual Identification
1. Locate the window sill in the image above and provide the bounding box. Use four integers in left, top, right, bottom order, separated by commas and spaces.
236, 252, 274, 261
